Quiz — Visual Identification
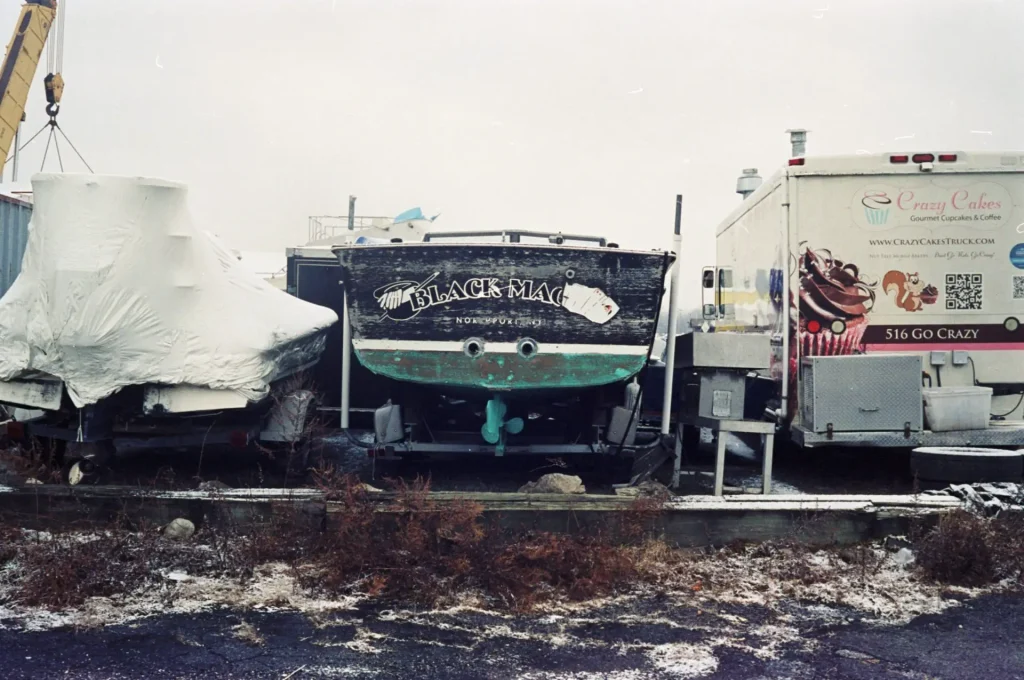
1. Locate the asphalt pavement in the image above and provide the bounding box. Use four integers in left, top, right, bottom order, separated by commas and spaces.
2, 592, 1022, 679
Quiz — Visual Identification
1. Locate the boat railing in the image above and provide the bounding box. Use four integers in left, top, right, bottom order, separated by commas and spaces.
423, 230, 608, 246
308, 215, 395, 244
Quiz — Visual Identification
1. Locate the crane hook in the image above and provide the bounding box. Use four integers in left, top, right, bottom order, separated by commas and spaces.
46, 102, 60, 120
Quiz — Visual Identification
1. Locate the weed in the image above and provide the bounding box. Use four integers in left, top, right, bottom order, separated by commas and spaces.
13, 523, 160, 609
916, 510, 1024, 587
232, 620, 265, 646
0, 524, 19, 566
0, 438, 63, 484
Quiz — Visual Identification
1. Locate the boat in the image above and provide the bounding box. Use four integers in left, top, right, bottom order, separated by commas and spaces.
333, 230, 673, 452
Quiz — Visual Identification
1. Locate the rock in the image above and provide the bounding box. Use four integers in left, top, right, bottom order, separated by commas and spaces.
23, 477, 43, 485
519, 473, 586, 495
615, 480, 671, 499
198, 480, 231, 491
893, 547, 916, 568
163, 518, 195, 540
356, 483, 384, 494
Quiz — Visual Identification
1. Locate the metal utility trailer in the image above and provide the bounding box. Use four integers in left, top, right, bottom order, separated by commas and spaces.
3, 380, 317, 482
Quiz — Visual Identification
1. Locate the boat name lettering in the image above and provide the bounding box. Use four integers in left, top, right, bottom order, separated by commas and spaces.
373, 275, 619, 325
455, 316, 544, 327
407, 278, 564, 311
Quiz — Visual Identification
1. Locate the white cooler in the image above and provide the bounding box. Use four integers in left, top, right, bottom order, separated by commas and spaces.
923, 386, 993, 432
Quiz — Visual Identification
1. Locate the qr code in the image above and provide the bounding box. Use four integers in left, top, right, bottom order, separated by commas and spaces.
945, 273, 983, 310
1015, 276, 1024, 300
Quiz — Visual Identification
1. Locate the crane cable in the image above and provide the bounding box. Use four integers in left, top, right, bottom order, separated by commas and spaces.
28, 0, 91, 173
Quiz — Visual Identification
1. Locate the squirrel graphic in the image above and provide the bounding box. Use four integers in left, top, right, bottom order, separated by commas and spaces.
883, 270, 937, 312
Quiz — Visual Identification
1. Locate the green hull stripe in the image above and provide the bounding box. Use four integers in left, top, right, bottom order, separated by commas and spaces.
356, 350, 646, 390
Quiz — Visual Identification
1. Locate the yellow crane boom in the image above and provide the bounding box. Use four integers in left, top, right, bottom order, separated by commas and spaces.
0, 0, 57, 170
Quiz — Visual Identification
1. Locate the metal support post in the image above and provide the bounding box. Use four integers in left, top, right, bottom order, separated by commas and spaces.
661, 195, 683, 436
341, 288, 352, 429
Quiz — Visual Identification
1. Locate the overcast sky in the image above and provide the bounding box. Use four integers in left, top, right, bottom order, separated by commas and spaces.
3, 0, 1022, 301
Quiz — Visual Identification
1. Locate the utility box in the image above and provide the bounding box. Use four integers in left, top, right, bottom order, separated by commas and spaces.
675, 333, 769, 420
800, 354, 924, 433
674, 332, 770, 370
682, 370, 747, 420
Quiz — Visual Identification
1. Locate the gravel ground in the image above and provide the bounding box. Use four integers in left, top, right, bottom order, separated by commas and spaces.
2, 427, 918, 497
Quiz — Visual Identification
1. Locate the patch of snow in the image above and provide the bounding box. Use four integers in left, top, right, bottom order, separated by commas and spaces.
0, 562, 363, 631
647, 641, 719, 678
340, 627, 387, 655
305, 666, 380, 677
517, 672, 651, 680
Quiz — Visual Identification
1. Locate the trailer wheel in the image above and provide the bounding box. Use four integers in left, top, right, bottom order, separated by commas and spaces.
910, 447, 1024, 484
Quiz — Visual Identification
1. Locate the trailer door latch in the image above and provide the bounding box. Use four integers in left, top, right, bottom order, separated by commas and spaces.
904, 422, 911, 439
826, 423, 834, 441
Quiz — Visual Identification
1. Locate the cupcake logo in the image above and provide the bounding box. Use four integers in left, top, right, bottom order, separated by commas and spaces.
862, 190, 892, 225
796, 245, 877, 356
784, 245, 878, 421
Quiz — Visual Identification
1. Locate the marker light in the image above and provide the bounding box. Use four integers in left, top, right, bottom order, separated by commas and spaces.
788, 158, 806, 166
890, 155, 909, 164
938, 154, 958, 162
1006, 317, 1020, 333
830, 319, 847, 335
806, 320, 822, 334
912, 153, 935, 163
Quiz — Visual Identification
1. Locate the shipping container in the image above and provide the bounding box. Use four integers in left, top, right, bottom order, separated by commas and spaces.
0, 192, 32, 299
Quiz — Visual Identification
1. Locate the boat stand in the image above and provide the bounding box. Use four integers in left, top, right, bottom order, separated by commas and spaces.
672, 415, 776, 495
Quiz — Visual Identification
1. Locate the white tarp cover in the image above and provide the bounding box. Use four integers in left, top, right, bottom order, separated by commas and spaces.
0, 174, 338, 407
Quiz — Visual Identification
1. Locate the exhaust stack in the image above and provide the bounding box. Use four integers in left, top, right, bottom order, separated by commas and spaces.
786, 128, 808, 158
736, 168, 762, 199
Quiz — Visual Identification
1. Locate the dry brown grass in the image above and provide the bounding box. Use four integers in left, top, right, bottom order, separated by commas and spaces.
916, 510, 1024, 587
0, 467, 674, 614
12, 476, 1023, 615
300, 472, 669, 611
4, 513, 298, 610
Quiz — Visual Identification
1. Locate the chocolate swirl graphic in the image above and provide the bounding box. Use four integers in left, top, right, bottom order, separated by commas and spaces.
799, 247, 876, 323
861, 191, 892, 210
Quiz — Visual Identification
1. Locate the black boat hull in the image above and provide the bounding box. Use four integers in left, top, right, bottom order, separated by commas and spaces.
334, 243, 671, 393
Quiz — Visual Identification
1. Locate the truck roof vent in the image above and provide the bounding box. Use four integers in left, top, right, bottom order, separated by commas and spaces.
785, 128, 808, 158
736, 168, 762, 199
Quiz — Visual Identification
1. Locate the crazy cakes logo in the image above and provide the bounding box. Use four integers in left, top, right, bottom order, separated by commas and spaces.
862, 191, 892, 225
373, 273, 620, 325
852, 182, 1013, 232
